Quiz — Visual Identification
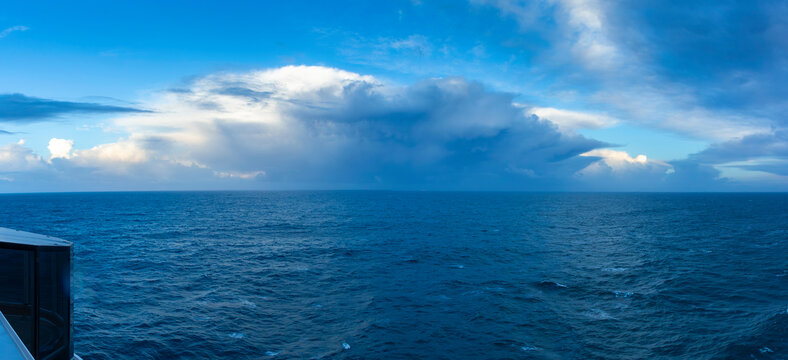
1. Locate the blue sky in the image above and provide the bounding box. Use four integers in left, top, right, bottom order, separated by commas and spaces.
0, 0, 786, 191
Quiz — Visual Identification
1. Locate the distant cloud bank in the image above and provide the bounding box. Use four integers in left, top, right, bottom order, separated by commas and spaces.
0, 66, 782, 191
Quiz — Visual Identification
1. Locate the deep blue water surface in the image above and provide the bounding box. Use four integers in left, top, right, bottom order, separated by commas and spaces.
0, 192, 786, 359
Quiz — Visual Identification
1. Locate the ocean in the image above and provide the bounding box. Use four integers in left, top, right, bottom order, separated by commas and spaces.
0, 192, 785, 359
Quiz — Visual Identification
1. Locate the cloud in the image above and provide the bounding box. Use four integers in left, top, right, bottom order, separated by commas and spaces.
0, 26, 28, 39
528, 107, 617, 131
214, 170, 266, 179
47, 138, 73, 160
684, 129, 788, 177
581, 149, 649, 169
387, 35, 433, 57
476, 0, 620, 70
114, 65, 611, 189
575, 148, 731, 191
690, 130, 788, 164
727, 162, 788, 177
0, 94, 149, 122
3, 65, 774, 191
70, 140, 149, 172
0, 140, 45, 172
556, 0, 620, 69
476, 1, 785, 142
578, 148, 672, 177
2, 65, 619, 190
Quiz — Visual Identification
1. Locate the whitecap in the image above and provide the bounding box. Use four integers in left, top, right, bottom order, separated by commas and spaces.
538, 280, 567, 288
759, 347, 773, 353
240, 299, 257, 308
450, 264, 464, 269
342, 342, 351, 350
614, 291, 633, 298
584, 308, 616, 320
521, 346, 539, 351
602, 267, 627, 273
228, 332, 245, 339
265, 351, 280, 356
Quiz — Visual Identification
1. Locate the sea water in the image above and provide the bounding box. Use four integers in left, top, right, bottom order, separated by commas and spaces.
0, 192, 785, 359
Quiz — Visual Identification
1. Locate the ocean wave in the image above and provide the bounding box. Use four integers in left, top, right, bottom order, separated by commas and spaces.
584, 308, 617, 320
614, 291, 633, 298
536, 280, 568, 289
718, 310, 787, 359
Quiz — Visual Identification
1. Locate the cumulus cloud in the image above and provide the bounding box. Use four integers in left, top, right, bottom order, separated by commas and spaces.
48, 138, 74, 160
8, 65, 615, 190
70, 140, 150, 172
1, 65, 758, 191
574, 148, 730, 191
0, 94, 148, 122
0, 139, 45, 172
578, 148, 672, 176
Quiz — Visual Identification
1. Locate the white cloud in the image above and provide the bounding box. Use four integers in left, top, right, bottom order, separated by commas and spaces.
528, 106, 617, 131
0, 139, 45, 173
3, 65, 743, 191
71, 140, 149, 172
557, 0, 620, 69
48, 138, 74, 160
213, 170, 266, 179
0, 25, 29, 39
578, 148, 674, 178
46, 65, 605, 189
477, 0, 620, 69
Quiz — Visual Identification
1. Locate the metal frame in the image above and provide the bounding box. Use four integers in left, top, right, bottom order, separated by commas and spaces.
0, 232, 72, 360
